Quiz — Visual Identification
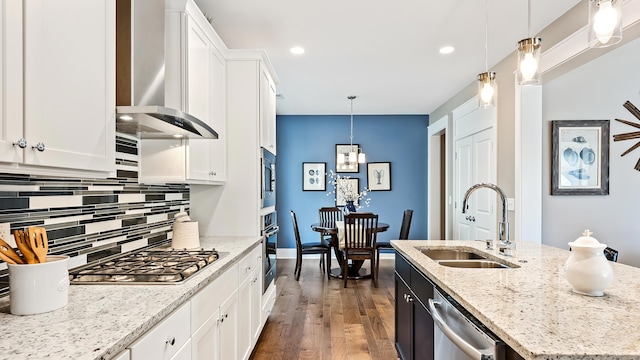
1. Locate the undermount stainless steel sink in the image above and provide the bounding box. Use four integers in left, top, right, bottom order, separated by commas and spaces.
420, 249, 487, 261
437, 260, 513, 269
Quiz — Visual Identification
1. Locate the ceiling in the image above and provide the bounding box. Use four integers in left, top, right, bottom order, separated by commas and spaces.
195, 0, 581, 115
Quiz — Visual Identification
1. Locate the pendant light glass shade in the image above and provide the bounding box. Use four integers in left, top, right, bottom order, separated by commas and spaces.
478, 72, 497, 108
588, 0, 622, 48
517, 37, 542, 85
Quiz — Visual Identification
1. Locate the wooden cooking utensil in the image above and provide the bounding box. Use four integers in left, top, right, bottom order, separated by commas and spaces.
27, 227, 49, 263
14, 229, 37, 264
0, 238, 25, 264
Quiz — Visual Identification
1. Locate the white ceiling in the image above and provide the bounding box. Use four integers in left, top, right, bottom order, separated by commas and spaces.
195, 0, 581, 115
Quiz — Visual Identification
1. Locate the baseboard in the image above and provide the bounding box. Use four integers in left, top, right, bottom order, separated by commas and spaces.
276, 247, 396, 260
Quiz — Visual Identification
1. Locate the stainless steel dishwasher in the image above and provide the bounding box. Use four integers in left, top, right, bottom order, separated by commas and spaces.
428, 289, 505, 360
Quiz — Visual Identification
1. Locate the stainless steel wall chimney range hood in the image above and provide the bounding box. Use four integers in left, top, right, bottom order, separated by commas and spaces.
115, 0, 218, 139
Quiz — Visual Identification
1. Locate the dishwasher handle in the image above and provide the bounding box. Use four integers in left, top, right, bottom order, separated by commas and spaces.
428, 298, 493, 360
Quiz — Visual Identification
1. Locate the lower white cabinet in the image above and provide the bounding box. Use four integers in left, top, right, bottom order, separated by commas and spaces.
129, 302, 191, 360
238, 246, 262, 360
218, 289, 239, 360
191, 308, 220, 360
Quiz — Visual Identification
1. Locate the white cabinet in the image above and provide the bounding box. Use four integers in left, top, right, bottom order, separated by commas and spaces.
140, 0, 226, 185
191, 308, 219, 360
259, 67, 277, 154
129, 302, 191, 360
218, 289, 239, 360
190, 256, 239, 360
0, 0, 115, 176
238, 246, 263, 360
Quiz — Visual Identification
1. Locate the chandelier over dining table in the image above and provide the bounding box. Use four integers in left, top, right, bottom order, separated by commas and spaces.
337, 95, 366, 166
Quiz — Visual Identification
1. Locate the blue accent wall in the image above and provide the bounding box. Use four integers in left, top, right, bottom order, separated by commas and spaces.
276, 114, 429, 250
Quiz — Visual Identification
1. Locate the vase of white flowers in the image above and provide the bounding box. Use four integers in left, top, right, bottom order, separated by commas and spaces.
327, 170, 371, 213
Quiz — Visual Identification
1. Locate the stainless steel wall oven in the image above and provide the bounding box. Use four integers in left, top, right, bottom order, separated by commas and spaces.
261, 211, 278, 293
261, 147, 276, 208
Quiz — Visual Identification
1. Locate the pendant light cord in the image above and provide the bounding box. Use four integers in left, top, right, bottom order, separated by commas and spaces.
348, 96, 355, 150
484, 0, 489, 72
527, 0, 531, 37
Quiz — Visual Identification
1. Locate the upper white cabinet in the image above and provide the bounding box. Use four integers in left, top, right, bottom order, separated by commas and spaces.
260, 67, 277, 154
139, 0, 226, 185
0, 0, 115, 176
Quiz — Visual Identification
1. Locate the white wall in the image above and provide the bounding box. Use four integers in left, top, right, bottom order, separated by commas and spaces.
542, 37, 640, 267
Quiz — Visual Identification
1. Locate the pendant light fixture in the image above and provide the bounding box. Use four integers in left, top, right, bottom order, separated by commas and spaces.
478, 0, 496, 108
588, 0, 622, 48
517, 0, 542, 85
337, 96, 365, 167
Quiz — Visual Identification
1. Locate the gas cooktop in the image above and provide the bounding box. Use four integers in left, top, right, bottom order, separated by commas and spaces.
69, 248, 220, 285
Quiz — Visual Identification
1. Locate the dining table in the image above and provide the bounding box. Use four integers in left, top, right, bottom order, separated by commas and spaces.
310, 220, 389, 279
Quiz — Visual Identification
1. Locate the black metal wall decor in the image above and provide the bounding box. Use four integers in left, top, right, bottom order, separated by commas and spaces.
613, 101, 640, 171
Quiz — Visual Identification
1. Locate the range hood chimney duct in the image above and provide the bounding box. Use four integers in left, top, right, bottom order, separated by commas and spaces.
115, 0, 218, 139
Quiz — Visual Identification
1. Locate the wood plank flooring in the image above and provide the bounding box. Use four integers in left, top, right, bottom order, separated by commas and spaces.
250, 257, 398, 360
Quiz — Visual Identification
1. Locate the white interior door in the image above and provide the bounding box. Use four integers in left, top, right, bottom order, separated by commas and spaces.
469, 129, 495, 240
451, 96, 497, 241
455, 136, 472, 240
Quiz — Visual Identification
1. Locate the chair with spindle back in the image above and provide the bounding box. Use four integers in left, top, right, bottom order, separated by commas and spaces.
342, 212, 378, 288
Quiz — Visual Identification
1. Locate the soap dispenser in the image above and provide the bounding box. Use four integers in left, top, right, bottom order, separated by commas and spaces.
565, 229, 614, 296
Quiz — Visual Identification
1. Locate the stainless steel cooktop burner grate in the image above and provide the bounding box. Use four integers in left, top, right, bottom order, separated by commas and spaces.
69, 248, 219, 285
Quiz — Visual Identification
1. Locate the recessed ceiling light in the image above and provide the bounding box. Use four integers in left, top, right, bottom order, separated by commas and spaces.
439, 46, 455, 54
290, 46, 305, 55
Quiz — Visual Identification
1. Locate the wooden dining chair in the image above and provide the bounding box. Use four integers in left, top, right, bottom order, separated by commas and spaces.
375, 209, 413, 275
318, 206, 343, 242
342, 212, 378, 288
290, 210, 331, 281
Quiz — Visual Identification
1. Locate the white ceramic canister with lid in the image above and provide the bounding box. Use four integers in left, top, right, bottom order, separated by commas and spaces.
565, 230, 613, 297
7, 255, 70, 315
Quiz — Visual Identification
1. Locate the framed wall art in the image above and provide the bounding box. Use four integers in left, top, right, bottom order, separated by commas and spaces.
551, 120, 609, 195
302, 162, 326, 191
335, 177, 359, 206
367, 162, 391, 191
335, 144, 359, 173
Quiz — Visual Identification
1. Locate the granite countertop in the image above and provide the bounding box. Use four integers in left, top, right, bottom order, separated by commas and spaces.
0, 236, 262, 360
392, 240, 640, 360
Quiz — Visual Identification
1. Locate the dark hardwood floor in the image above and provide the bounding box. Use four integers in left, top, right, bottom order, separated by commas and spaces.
250, 257, 398, 360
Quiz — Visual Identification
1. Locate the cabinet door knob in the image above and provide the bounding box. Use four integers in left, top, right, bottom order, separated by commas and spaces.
166, 337, 176, 346
32, 143, 45, 152
13, 139, 27, 148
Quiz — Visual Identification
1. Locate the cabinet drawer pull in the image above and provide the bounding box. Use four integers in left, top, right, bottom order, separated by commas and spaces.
166, 337, 176, 346
13, 139, 27, 148
32, 142, 45, 152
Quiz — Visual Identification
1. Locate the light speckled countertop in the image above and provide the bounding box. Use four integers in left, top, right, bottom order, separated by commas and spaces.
392, 240, 640, 360
0, 236, 261, 360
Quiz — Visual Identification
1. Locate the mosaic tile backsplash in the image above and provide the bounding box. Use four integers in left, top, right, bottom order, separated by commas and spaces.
0, 135, 189, 297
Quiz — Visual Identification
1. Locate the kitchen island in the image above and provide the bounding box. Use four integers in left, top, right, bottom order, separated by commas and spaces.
0, 236, 262, 360
392, 240, 640, 360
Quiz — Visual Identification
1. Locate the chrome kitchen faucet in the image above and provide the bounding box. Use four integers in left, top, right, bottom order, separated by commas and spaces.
462, 183, 513, 256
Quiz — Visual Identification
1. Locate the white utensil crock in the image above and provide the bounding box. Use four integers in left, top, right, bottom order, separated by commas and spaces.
7, 255, 70, 315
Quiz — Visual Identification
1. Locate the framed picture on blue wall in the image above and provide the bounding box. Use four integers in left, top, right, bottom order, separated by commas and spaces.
335, 144, 359, 173
302, 162, 326, 191
367, 162, 391, 191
